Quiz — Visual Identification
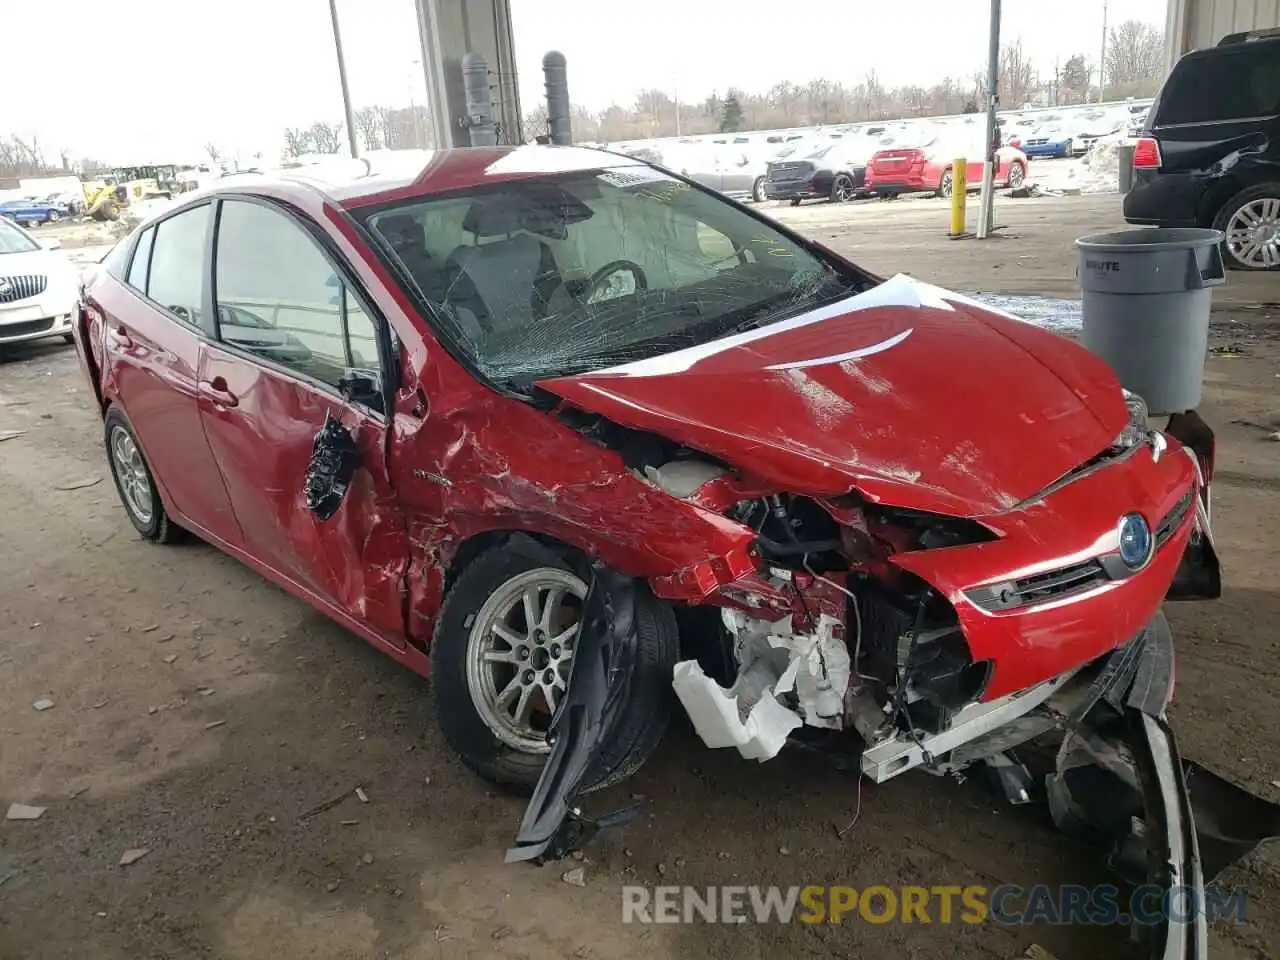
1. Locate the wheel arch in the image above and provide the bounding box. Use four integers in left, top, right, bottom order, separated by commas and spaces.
1199, 174, 1279, 227
1196, 174, 1250, 227
102, 400, 184, 526
443, 530, 594, 596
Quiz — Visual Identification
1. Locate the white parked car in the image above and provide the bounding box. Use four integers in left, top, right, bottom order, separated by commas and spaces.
0, 217, 79, 355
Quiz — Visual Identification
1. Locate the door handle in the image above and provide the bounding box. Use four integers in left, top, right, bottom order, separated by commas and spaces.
200, 376, 238, 408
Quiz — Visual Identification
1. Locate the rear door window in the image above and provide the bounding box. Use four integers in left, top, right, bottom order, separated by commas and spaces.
1156, 44, 1280, 125
126, 227, 154, 291
146, 205, 210, 325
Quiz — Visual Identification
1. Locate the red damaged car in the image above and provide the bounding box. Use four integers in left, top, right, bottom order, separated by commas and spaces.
73, 147, 1274, 954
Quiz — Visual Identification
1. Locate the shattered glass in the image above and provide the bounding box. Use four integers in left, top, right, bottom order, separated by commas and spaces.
357, 167, 869, 386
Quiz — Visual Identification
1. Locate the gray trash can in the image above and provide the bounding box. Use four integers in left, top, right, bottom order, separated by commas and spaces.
1117, 144, 1135, 193
1075, 227, 1225, 415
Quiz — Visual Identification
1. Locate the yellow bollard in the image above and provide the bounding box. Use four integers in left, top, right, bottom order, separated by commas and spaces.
949, 158, 968, 236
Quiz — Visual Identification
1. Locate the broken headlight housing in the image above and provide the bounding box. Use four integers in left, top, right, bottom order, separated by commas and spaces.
1111, 389, 1150, 451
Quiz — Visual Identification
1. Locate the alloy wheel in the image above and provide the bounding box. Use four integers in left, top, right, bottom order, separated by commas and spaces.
1008, 163, 1025, 188
1225, 198, 1280, 269
465, 567, 586, 753
109, 426, 153, 525
834, 176, 854, 202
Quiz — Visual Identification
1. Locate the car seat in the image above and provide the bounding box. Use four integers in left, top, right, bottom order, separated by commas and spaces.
443, 197, 564, 335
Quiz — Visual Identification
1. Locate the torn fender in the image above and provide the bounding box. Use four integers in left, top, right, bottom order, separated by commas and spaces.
505, 564, 642, 863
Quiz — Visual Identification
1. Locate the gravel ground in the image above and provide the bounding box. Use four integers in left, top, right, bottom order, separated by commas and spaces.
1, 194, 1277, 960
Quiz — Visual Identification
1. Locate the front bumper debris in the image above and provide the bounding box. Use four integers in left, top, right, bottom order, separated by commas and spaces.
505, 564, 642, 863
507, 569, 1279, 960
1049, 612, 1280, 959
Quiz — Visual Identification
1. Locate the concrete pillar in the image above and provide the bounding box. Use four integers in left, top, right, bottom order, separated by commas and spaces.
1163, 0, 1191, 74
415, 0, 522, 148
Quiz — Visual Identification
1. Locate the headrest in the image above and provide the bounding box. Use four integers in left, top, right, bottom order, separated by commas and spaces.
378, 214, 424, 249
461, 197, 528, 238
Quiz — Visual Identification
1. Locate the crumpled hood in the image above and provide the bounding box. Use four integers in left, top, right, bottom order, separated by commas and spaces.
540, 274, 1128, 517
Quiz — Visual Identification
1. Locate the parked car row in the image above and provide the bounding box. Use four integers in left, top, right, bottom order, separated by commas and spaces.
632, 121, 1036, 207
0, 192, 84, 226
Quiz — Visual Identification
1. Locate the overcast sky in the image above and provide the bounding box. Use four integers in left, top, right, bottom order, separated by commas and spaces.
1, 0, 1165, 164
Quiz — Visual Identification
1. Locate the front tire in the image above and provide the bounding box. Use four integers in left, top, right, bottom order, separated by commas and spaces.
1213, 185, 1280, 271
431, 543, 679, 792
1007, 161, 1026, 189
752, 176, 768, 203
936, 169, 954, 199
789, 198, 802, 207
104, 407, 183, 543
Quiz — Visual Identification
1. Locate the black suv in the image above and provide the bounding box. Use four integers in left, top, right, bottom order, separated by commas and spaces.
1123, 29, 1280, 271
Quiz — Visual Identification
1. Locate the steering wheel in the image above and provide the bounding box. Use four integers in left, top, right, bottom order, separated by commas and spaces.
584, 260, 648, 304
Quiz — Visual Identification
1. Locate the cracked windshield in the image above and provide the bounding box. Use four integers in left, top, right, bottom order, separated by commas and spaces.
360, 166, 864, 384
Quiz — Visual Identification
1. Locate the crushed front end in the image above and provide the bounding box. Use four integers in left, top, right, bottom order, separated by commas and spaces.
511, 409, 1278, 955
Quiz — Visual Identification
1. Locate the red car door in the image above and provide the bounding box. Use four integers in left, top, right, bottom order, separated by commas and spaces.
196, 196, 407, 642
90, 202, 243, 546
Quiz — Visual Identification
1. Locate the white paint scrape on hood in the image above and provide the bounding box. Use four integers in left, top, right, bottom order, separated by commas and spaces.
672, 610, 851, 762
593, 272, 1031, 380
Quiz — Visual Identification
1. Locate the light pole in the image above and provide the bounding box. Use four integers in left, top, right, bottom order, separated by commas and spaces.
328, 0, 359, 158
976, 0, 1001, 239
1097, 0, 1109, 103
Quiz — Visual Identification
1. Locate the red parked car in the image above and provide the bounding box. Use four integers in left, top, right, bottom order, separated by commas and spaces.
72, 147, 1264, 949
866, 133, 1028, 198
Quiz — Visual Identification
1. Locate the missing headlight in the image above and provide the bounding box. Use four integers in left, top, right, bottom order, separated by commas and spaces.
1112, 390, 1151, 451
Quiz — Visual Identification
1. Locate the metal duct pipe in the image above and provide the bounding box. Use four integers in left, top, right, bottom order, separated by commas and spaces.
542, 51, 572, 145
461, 52, 497, 147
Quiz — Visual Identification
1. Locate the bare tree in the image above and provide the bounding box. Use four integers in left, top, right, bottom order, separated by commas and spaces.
204, 142, 222, 163
1106, 21, 1164, 92
353, 107, 385, 151
308, 121, 344, 154
380, 106, 432, 149
283, 127, 313, 157
523, 103, 550, 141
999, 40, 1039, 107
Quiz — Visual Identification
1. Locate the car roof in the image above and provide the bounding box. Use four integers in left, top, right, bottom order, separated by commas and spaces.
216, 145, 649, 210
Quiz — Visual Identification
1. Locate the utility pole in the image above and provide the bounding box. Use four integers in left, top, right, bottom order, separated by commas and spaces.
329, 0, 359, 158
977, 0, 1001, 239
1097, 0, 1109, 103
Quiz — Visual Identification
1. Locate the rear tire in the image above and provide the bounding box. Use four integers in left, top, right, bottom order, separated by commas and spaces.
1007, 161, 1026, 189
104, 406, 184, 543
936, 169, 954, 199
431, 544, 679, 793
1212, 184, 1280, 271
829, 174, 855, 203
789, 198, 802, 207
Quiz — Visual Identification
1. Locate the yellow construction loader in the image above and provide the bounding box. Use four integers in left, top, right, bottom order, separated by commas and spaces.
83, 165, 182, 221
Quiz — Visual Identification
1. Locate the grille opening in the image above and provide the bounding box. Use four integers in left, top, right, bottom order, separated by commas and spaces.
966, 559, 1109, 612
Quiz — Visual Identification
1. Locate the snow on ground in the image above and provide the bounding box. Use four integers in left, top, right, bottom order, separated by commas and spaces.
1024, 135, 1128, 195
